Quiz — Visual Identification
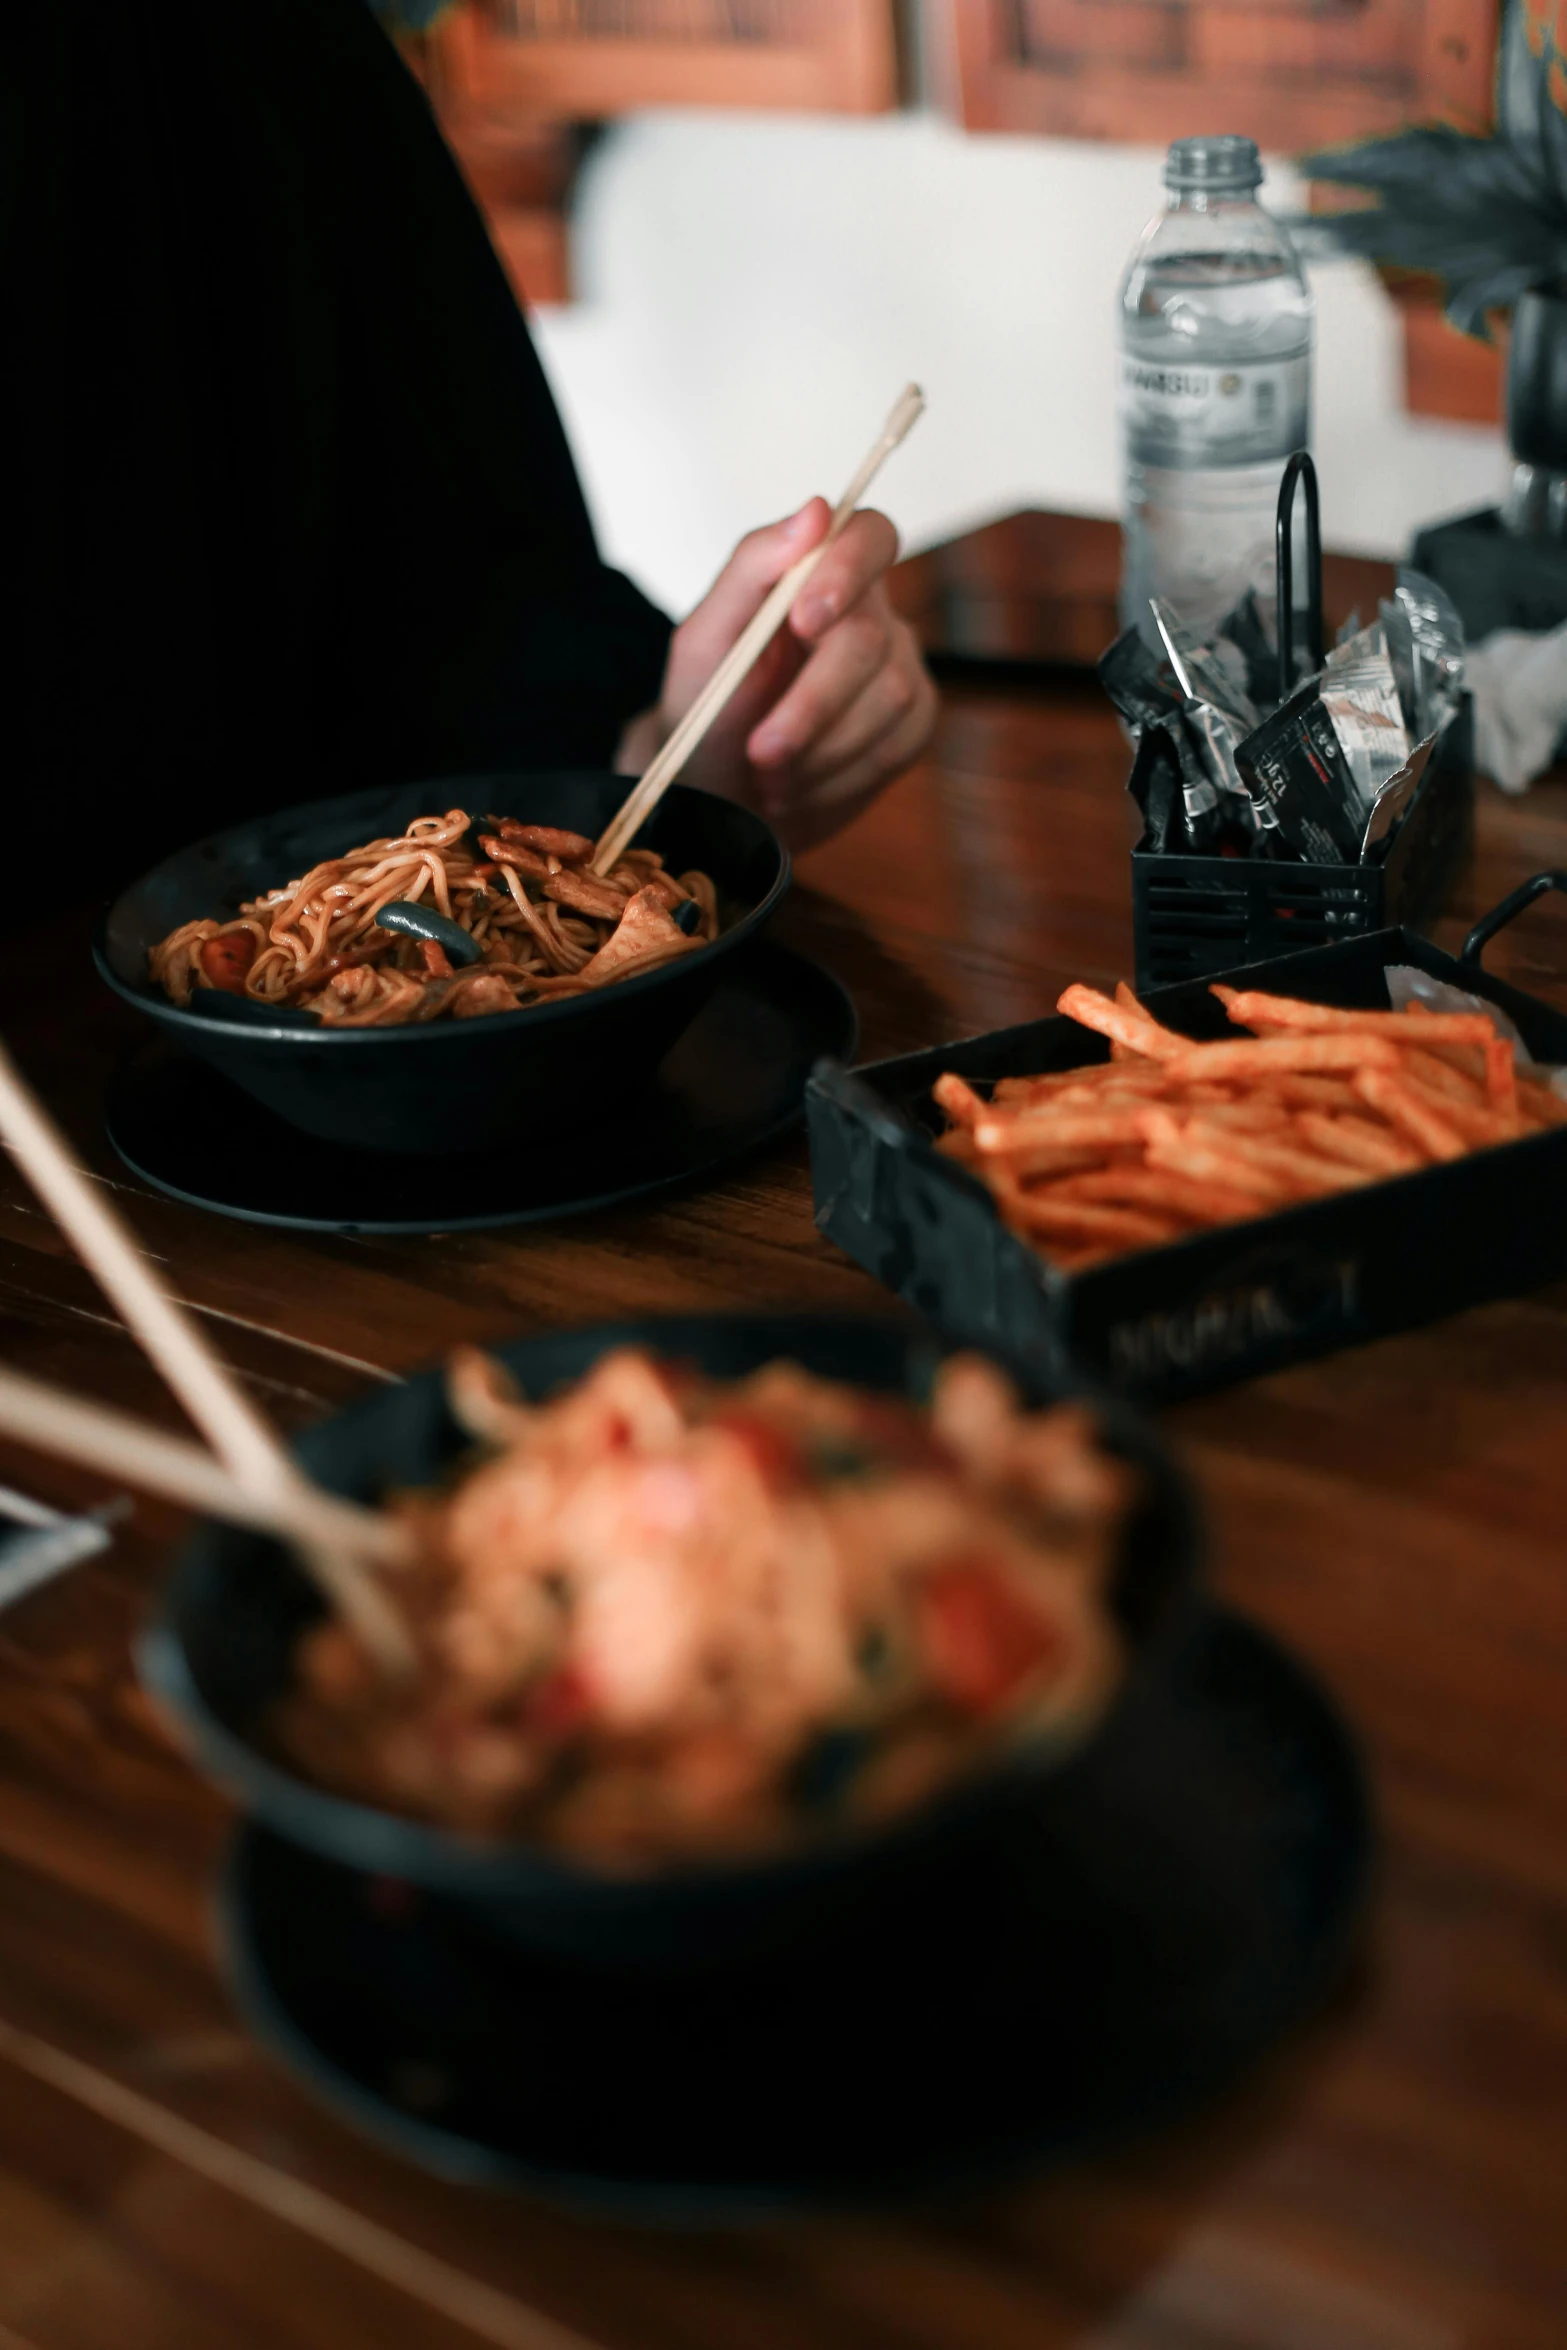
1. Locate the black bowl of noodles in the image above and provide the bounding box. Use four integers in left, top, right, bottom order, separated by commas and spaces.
138, 1313, 1201, 1971
94, 774, 789, 1156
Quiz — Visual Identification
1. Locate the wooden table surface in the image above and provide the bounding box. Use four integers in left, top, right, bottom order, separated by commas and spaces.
2, 520, 1566, 2350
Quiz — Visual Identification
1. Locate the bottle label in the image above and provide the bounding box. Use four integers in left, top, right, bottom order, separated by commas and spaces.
1121, 351, 1309, 470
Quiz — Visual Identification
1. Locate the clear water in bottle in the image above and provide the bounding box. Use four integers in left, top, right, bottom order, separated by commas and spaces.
1120, 135, 1313, 647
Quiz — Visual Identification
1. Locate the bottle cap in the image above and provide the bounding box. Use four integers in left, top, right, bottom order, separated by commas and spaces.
1164, 135, 1263, 194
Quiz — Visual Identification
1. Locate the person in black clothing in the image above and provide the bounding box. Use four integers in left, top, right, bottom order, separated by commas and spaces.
8, 0, 934, 887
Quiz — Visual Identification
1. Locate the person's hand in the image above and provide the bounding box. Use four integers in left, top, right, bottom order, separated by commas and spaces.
615, 497, 937, 852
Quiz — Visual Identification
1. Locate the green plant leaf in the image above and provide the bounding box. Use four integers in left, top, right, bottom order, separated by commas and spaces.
1297, 123, 1567, 335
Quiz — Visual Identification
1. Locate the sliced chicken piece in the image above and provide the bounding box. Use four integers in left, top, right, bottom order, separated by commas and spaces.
543, 867, 631, 923
448, 970, 526, 1018
488, 819, 596, 865
578, 887, 695, 985
478, 833, 550, 880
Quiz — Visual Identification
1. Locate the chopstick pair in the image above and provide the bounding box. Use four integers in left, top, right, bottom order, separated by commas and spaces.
0, 1042, 415, 1673
590, 381, 926, 878
0, 1369, 407, 1564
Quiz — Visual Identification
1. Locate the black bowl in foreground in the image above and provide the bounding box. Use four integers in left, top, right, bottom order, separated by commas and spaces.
141, 1315, 1199, 1968
95, 774, 788, 1155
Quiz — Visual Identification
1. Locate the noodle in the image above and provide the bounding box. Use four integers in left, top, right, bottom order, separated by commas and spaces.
273, 1346, 1130, 1860
148, 810, 722, 1027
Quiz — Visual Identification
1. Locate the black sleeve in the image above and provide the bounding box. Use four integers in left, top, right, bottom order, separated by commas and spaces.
6, 0, 671, 880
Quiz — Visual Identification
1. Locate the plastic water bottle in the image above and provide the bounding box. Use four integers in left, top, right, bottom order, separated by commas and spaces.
1119, 135, 1313, 647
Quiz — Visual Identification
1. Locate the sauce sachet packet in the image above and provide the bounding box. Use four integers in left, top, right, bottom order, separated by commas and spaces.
1234, 679, 1365, 864
1322, 621, 1412, 811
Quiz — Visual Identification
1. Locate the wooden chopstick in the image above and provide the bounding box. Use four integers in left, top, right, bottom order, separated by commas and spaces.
0, 1042, 302, 1491
0, 1364, 412, 1566
0, 1041, 414, 1672
590, 381, 925, 877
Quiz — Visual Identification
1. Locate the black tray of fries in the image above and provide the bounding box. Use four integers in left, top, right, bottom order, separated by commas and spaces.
807, 874, 1567, 1404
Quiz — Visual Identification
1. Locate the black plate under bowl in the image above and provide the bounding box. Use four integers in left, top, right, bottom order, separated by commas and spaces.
94, 773, 788, 1156
218, 1603, 1370, 2219
141, 1313, 1198, 1968
104, 941, 853, 1236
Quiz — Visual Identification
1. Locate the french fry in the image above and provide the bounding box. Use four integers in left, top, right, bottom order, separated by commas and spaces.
1266, 1073, 1365, 1113
1519, 1073, 1567, 1128
1183, 1121, 1368, 1196
1294, 1112, 1421, 1178
1001, 1193, 1182, 1250
1054, 1071, 1172, 1107
1352, 1068, 1466, 1162
1142, 1142, 1293, 1208
1162, 1035, 1402, 1083
1406, 1038, 1489, 1089
1138, 1112, 1292, 1204
1401, 1031, 1514, 1116
1216, 990, 1499, 1047
991, 1071, 1096, 1106
973, 1111, 1156, 1154
984, 1143, 1107, 1181
977, 1161, 1031, 1220
1050, 1165, 1266, 1226
933, 1072, 987, 1128
1179, 1094, 1291, 1131
1402, 1003, 1492, 1060
1093, 1066, 1178, 1092
1399, 1045, 1488, 1108
1056, 984, 1188, 1063
1398, 1070, 1516, 1149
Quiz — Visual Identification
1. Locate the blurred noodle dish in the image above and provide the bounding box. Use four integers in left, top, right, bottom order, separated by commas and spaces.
273, 1348, 1133, 1860
937, 981, 1567, 1273
148, 809, 720, 1028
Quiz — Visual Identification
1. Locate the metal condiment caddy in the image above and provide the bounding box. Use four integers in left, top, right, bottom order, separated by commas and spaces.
1124, 454, 1475, 992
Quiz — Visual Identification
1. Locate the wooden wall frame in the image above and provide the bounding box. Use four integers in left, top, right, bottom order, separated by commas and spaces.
432, 1, 898, 121
933, 0, 1499, 152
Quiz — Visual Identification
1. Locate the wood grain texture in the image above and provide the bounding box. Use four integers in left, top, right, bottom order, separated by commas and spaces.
936, 0, 1500, 148
432, 0, 898, 117
0, 511, 1565, 2346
